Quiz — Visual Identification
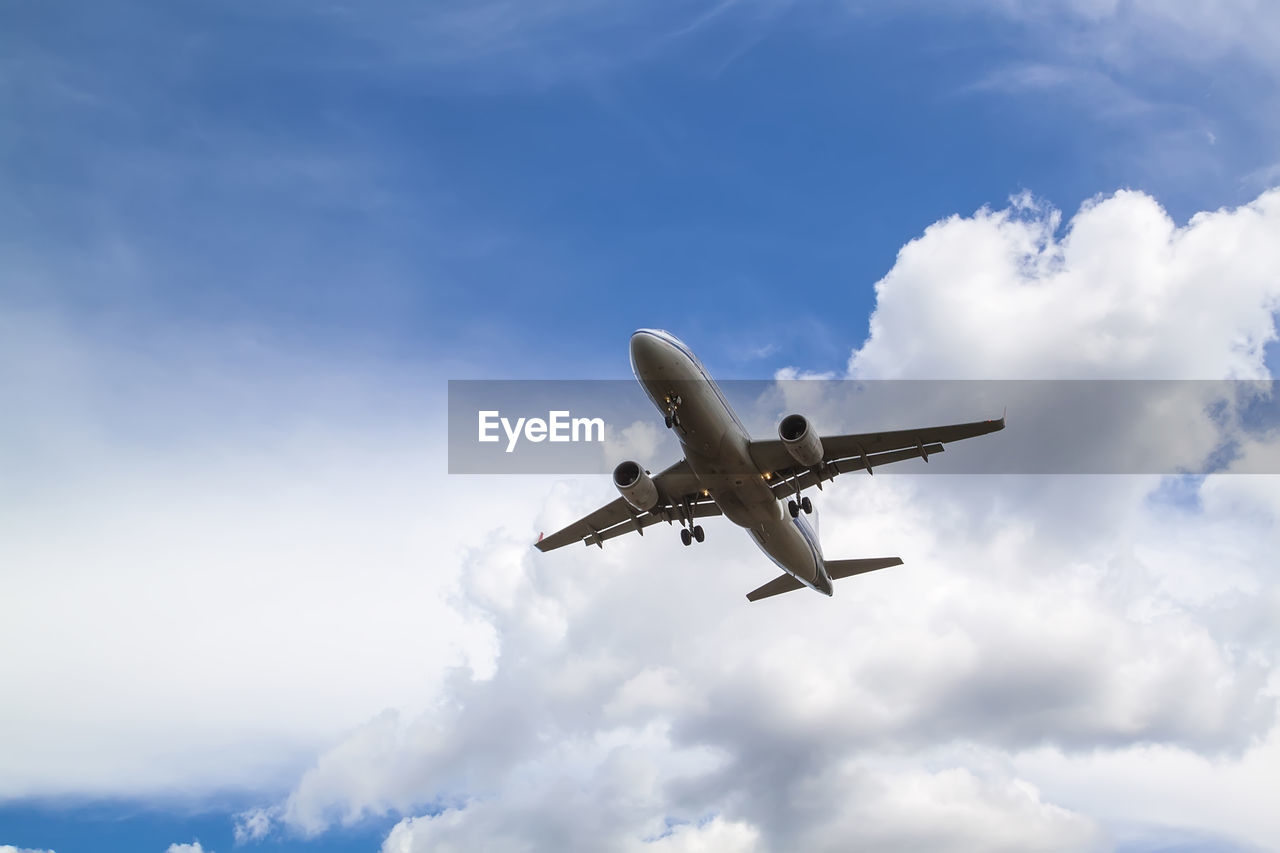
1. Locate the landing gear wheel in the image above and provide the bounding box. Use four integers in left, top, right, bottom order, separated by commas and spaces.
664, 395, 684, 430
680, 528, 692, 546
788, 500, 799, 518
692, 525, 705, 543
801, 496, 812, 514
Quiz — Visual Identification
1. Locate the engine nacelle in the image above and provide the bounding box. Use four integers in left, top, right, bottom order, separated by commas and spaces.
778, 413, 824, 468
613, 460, 659, 512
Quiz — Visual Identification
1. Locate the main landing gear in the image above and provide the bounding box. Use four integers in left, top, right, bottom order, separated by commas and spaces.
663, 394, 682, 429
680, 525, 705, 546
787, 496, 813, 518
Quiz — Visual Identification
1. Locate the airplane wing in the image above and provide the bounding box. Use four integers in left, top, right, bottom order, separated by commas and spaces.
534, 458, 719, 551
749, 414, 1005, 497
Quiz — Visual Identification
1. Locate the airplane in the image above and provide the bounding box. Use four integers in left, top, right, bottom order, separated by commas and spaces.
535, 329, 1005, 601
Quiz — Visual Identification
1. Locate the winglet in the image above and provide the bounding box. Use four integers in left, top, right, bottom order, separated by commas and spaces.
536, 531, 544, 544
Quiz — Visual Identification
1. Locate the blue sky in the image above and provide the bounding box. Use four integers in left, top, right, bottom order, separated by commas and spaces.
7, 1, 1275, 381
0, 802, 388, 853
4, 2, 1280, 852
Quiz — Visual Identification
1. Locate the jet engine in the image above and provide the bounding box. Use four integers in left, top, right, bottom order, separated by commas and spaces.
613, 460, 659, 512
778, 413, 824, 468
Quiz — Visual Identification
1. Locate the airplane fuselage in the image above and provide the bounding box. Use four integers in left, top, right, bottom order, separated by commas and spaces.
537, 328, 1000, 599
629, 329, 834, 595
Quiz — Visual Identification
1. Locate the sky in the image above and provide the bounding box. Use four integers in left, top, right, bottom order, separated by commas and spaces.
2, 1, 1280, 852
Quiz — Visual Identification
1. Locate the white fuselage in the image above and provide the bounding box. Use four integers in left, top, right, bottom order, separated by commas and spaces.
629, 329, 834, 596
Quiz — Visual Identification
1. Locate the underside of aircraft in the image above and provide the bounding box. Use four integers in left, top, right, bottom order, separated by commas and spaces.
536, 330, 1005, 601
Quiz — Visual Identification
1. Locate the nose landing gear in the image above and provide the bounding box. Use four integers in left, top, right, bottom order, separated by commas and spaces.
663, 394, 683, 430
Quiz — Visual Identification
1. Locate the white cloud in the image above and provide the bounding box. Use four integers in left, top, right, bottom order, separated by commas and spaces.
233, 186, 1280, 852
602, 419, 667, 468
850, 188, 1280, 380
165, 844, 209, 853
1, 846, 57, 853
4, 188, 1277, 851
0, 314, 512, 798
233, 807, 276, 843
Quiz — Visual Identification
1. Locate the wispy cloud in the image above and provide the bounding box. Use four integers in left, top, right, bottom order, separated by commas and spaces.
955, 0, 1280, 199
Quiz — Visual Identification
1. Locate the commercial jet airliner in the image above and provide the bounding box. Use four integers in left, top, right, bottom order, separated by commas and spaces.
535, 330, 1004, 601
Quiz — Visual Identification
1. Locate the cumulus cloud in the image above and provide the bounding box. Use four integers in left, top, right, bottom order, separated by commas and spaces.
850, 188, 1280, 380
165, 844, 209, 853
6, 188, 1277, 850
227, 186, 1280, 852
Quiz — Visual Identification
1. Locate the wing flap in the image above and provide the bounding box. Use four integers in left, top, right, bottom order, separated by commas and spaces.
820, 416, 1005, 460
586, 499, 721, 548
750, 414, 1004, 476
534, 457, 719, 552
535, 495, 633, 551
766, 443, 944, 498
745, 572, 806, 601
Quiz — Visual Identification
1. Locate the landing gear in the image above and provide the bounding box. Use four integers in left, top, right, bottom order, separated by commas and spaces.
679, 524, 705, 546
788, 497, 814, 518
663, 394, 683, 430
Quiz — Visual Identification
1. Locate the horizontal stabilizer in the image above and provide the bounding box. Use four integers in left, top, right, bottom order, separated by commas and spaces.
745, 558, 905, 602
745, 573, 806, 602
824, 557, 902, 579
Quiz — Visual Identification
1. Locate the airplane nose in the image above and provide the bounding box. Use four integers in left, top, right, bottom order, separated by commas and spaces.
629, 330, 666, 376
